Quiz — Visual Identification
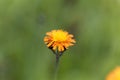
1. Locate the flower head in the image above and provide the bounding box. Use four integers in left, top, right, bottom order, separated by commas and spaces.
106, 67, 120, 80
44, 29, 76, 52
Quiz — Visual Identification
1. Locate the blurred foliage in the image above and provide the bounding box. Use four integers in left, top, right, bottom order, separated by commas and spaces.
0, 0, 120, 80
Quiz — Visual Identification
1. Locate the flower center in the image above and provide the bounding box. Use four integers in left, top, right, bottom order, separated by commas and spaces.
53, 31, 67, 41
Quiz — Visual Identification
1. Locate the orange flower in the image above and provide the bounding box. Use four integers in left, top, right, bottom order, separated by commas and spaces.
106, 67, 120, 80
44, 29, 76, 52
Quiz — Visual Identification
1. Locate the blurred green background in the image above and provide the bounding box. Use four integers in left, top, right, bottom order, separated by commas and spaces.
0, 0, 120, 80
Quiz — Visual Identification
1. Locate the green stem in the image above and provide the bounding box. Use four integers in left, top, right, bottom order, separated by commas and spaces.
54, 54, 60, 80
56, 55, 60, 67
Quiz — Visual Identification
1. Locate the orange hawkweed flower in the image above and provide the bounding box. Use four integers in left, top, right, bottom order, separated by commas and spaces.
44, 29, 76, 52
106, 67, 120, 80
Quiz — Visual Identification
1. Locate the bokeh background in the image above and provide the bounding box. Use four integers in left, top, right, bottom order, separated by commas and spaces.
0, 0, 120, 80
